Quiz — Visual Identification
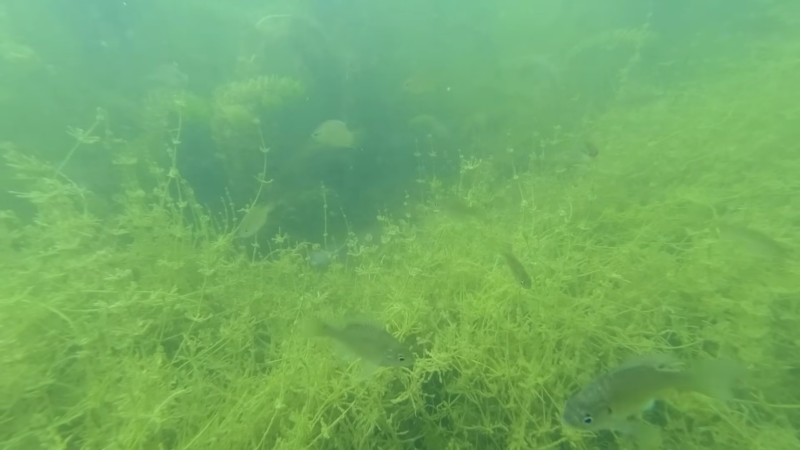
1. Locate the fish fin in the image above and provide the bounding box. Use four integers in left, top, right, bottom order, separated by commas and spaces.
300, 316, 332, 338
246, 201, 274, 215
687, 359, 746, 400
615, 354, 682, 373
342, 315, 385, 331
302, 319, 362, 362
331, 341, 360, 361
359, 360, 380, 380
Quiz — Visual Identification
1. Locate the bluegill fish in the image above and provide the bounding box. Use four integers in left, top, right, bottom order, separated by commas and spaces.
237, 203, 273, 238
305, 317, 414, 376
311, 119, 355, 148
562, 355, 744, 444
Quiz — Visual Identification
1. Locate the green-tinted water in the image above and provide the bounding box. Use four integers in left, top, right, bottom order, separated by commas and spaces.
1, 1, 799, 449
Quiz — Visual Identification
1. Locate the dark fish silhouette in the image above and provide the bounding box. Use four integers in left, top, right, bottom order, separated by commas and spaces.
500, 245, 532, 289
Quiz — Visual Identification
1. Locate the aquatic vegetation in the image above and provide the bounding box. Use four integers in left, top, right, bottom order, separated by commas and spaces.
210, 75, 305, 199
2, 4, 800, 450
214, 75, 305, 112
715, 222, 793, 260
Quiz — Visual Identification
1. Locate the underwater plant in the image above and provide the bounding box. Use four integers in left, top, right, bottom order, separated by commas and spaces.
2, 3, 800, 450
210, 75, 305, 202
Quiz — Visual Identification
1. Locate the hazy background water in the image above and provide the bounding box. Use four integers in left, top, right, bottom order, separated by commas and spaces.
1, 0, 791, 246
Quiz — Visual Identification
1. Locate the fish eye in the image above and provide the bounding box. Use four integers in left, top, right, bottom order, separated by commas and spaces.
397, 354, 406, 362
582, 414, 593, 424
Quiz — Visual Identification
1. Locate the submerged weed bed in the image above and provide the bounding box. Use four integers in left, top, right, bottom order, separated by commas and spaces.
2, 30, 800, 450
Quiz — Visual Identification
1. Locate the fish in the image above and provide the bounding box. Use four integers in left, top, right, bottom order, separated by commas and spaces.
500, 245, 532, 289
309, 249, 334, 270
716, 222, 791, 259
581, 141, 599, 158
562, 354, 744, 445
311, 120, 355, 148
308, 242, 347, 270
237, 203, 273, 238
305, 317, 415, 377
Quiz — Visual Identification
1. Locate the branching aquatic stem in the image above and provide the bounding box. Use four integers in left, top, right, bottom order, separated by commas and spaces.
161, 94, 185, 211
244, 122, 273, 261
248, 122, 273, 209
57, 107, 106, 175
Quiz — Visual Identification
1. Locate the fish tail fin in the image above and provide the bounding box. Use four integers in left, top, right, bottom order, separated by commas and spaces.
359, 360, 380, 380
687, 359, 746, 400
